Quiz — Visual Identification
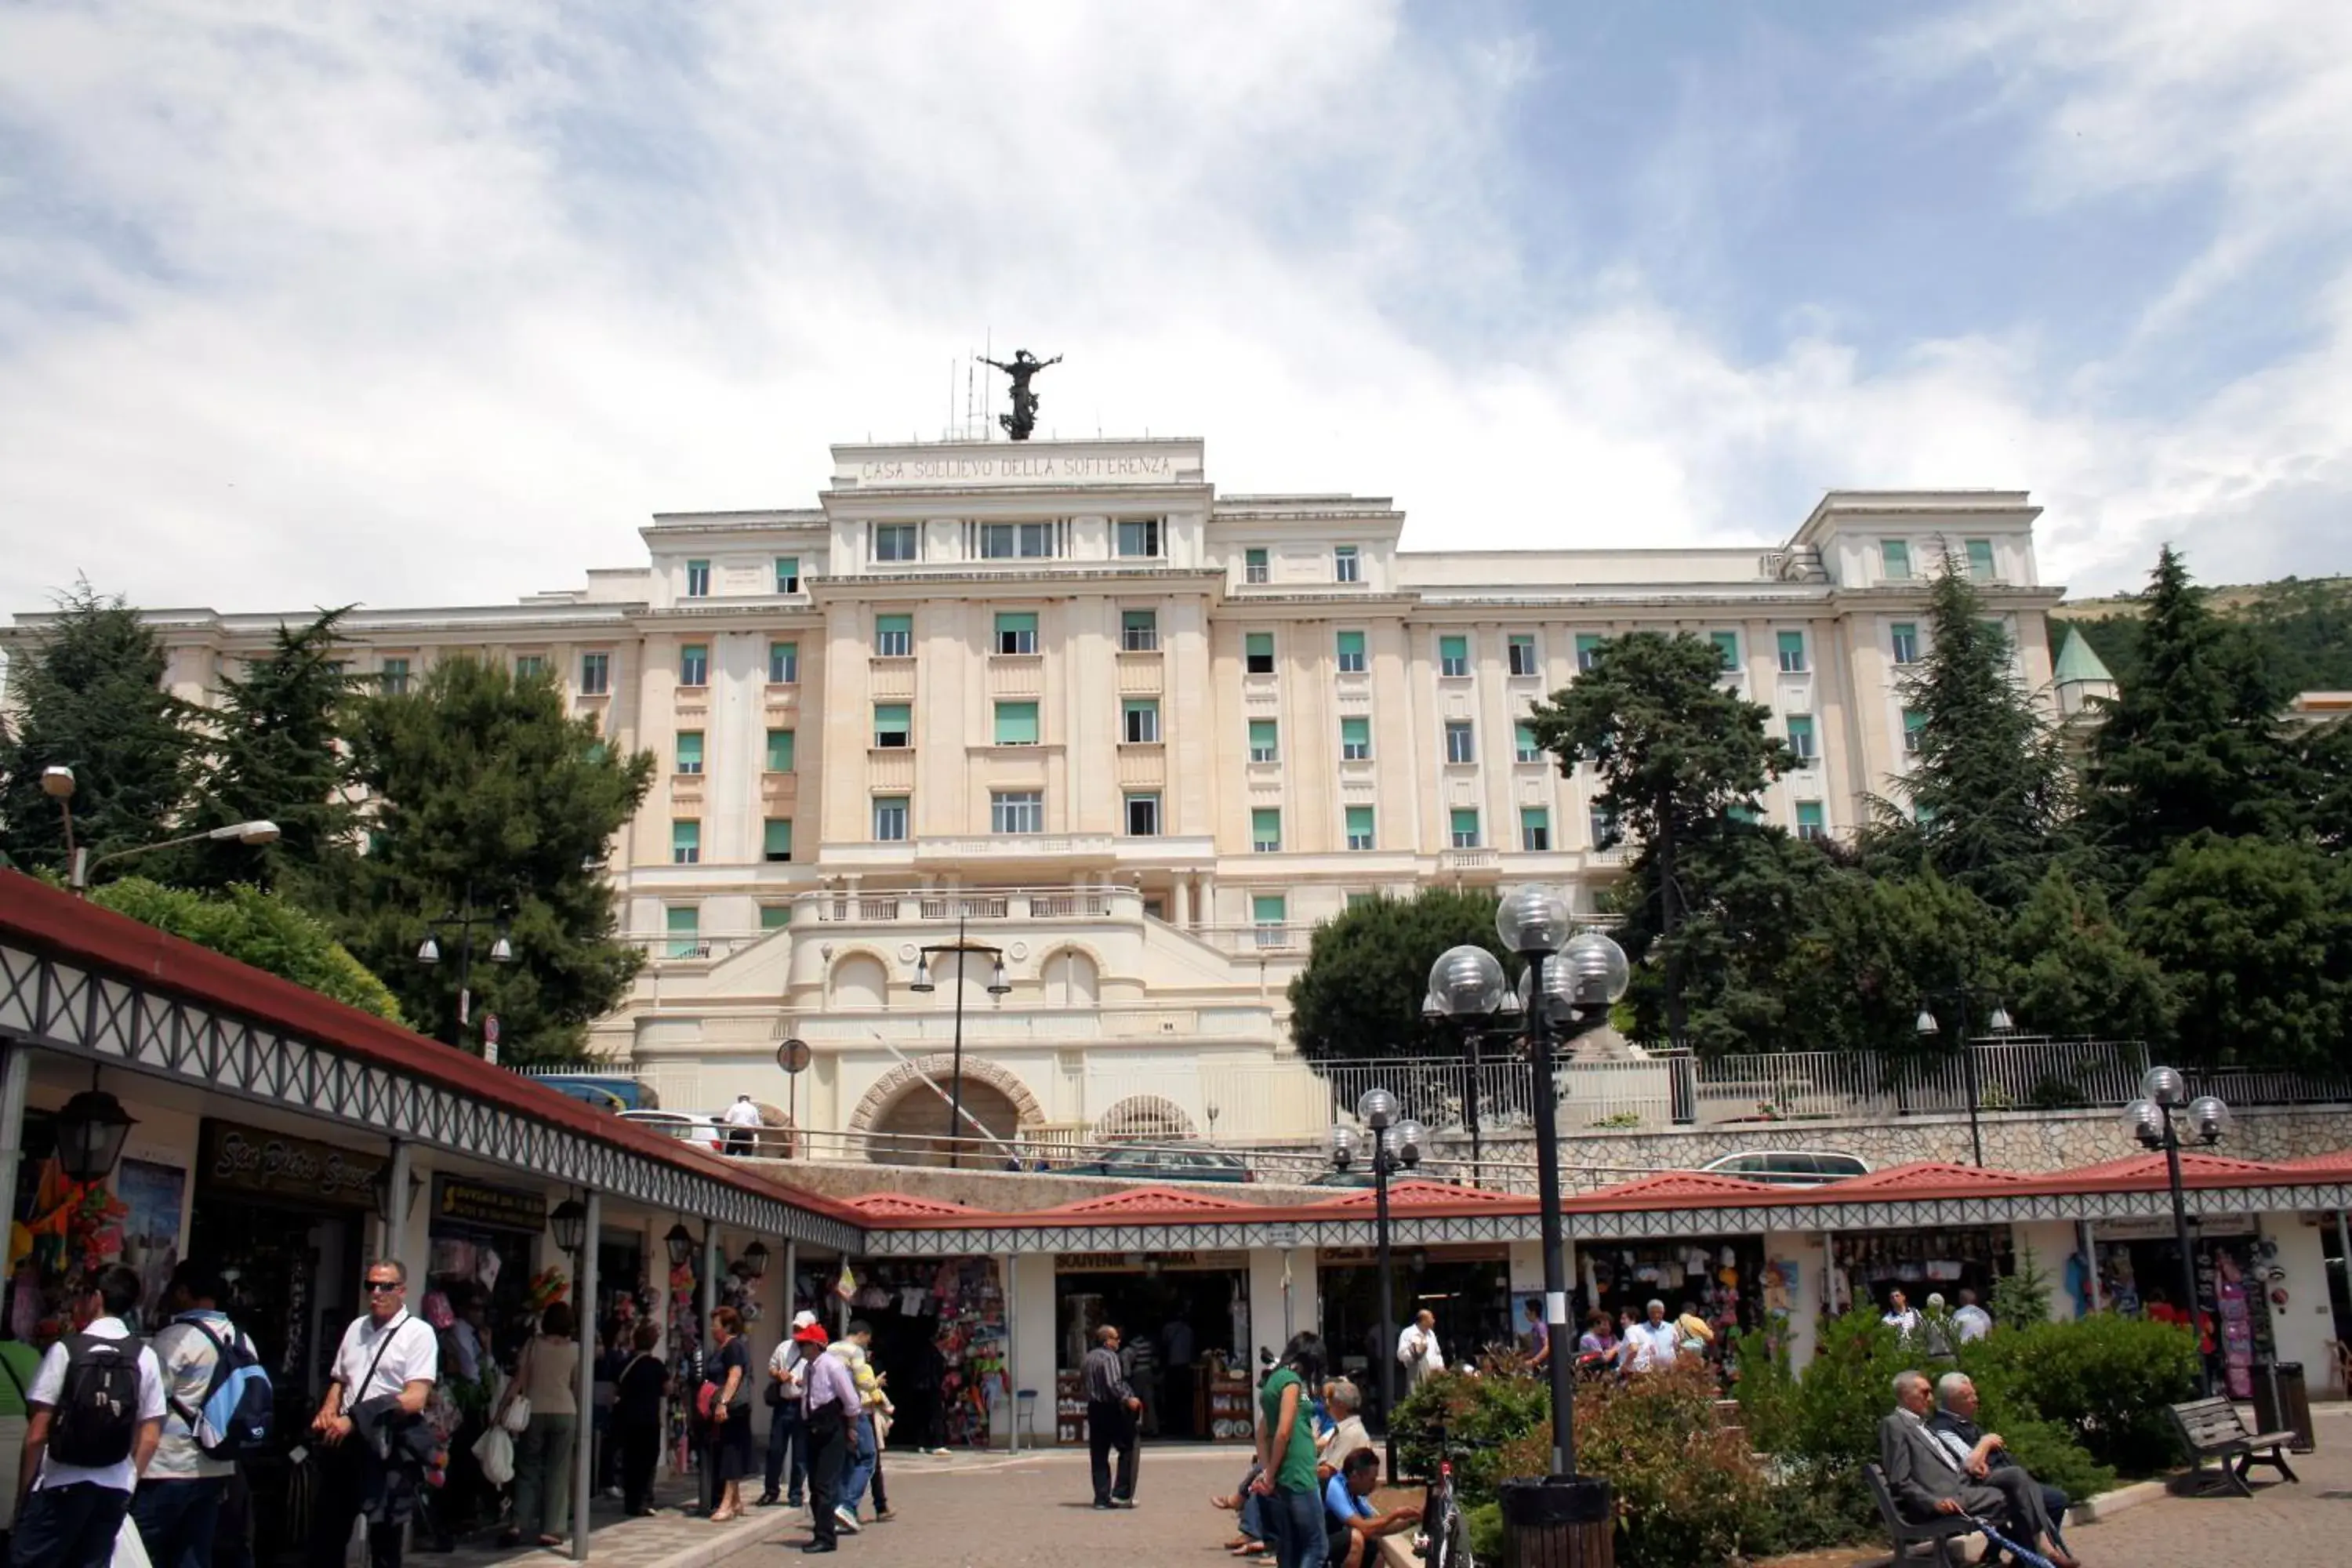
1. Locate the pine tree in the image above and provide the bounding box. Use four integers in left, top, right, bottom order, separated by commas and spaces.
2003, 866, 2169, 1046
2084, 546, 2294, 869
1870, 553, 2074, 910
332, 655, 655, 1065
176, 607, 363, 894
1526, 631, 1794, 1043
0, 581, 198, 880
1287, 887, 1508, 1061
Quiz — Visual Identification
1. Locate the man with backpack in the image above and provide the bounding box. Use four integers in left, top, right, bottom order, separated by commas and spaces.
10, 1264, 166, 1568
137, 1261, 267, 1568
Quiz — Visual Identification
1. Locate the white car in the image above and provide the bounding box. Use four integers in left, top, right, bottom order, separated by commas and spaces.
1699, 1150, 1871, 1186
618, 1109, 732, 1155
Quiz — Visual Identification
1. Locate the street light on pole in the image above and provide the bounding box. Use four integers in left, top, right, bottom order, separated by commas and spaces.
908, 912, 1011, 1166
2124, 1065, 2230, 1397
1915, 980, 2015, 1167
415, 878, 514, 1054
1430, 887, 1627, 1563
1330, 1090, 1422, 1483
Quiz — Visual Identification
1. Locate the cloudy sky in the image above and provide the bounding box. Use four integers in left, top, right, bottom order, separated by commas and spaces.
2, 0, 2348, 618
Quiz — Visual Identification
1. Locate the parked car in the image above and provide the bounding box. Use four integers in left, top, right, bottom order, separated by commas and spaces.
1059, 1146, 1254, 1183
1698, 1149, 1870, 1186
619, 1109, 731, 1156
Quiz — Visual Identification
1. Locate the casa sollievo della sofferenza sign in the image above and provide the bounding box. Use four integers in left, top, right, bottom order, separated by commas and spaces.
846, 452, 1179, 488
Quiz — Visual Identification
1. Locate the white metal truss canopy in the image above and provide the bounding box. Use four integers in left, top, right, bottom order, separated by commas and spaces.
0, 921, 858, 1254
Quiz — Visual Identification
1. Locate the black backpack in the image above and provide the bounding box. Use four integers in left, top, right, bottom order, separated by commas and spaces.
49, 1334, 140, 1468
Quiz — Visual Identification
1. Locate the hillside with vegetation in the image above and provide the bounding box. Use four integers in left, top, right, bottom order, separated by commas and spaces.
2058, 575, 2352, 695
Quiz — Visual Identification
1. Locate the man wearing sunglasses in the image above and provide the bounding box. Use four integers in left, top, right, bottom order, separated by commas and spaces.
309, 1261, 437, 1568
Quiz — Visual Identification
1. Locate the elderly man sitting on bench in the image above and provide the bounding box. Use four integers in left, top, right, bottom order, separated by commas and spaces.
1878, 1370, 2080, 1568
1929, 1371, 2072, 1563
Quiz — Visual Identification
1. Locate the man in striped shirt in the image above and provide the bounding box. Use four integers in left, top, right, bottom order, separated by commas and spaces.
796, 1323, 856, 1555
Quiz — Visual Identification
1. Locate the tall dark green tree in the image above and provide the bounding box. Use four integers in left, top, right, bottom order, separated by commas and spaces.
2083, 546, 2294, 870
1525, 631, 1793, 1043
1774, 869, 2012, 1058
333, 656, 655, 1065
2002, 866, 2169, 1045
1287, 887, 1507, 1062
1869, 555, 2074, 910
0, 581, 197, 878
176, 607, 363, 894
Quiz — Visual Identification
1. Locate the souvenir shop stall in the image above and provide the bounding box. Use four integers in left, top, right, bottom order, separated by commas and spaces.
822, 1258, 1010, 1451
1317, 1246, 1512, 1432
1826, 1226, 2014, 1316
1580, 1235, 1768, 1350
1054, 1252, 1251, 1443
2090, 1217, 2278, 1399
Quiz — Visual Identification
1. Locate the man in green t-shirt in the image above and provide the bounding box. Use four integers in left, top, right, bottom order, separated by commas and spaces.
1251, 1334, 1327, 1566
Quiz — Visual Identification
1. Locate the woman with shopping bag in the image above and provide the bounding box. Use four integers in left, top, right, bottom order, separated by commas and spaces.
494, 1301, 581, 1548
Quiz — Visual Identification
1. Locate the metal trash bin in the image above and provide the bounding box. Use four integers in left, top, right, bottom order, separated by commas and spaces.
2250, 1361, 2316, 1453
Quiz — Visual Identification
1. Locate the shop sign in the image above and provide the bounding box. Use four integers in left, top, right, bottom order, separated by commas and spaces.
199, 1119, 382, 1208
2092, 1214, 2257, 1241
1055, 1250, 1248, 1271
434, 1176, 549, 1231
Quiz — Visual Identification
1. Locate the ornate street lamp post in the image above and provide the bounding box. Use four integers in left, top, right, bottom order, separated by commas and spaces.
2124, 1066, 2230, 1396
909, 913, 1011, 1165
415, 877, 514, 1054
1429, 887, 1628, 1563
1330, 1092, 1423, 1482
1914, 982, 2015, 1167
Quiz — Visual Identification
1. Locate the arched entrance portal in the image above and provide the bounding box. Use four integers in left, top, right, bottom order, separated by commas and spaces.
849, 1054, 1043, 1167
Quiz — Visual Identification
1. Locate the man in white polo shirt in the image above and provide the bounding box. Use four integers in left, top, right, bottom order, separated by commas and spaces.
308, 1260, 437, 1568
12, 1264, 166, 1568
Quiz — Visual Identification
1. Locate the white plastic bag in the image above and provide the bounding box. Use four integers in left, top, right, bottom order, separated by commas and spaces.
498, 1396, 532, 1436
473, 1423, 516, 1486
112, 1519, 152, 1568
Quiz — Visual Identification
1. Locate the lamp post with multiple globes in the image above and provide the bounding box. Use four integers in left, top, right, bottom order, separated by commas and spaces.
2123, 1065, 2230, 1396
1328, 1091, 1424, 1482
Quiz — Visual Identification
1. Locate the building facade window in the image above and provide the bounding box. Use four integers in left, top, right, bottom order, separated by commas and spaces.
1333, 545, 1360, 583
1340, 716, 1371, 760
666, 906, 700, 958
679, 644, 709, 686
1248, 718, 1279, 762
1345, 804, 1375, 850
1980, 618, 2009, 653
675, 731, 704, 775
775, 556, 800, 593
1786, 714, 1816, 764
763, 818, 793, 862
1121, 609, 1159, 652
1777, 630, 1808, 673
1575, 633, 1602, 672
760, 905, 790, 932
873, 523, 920, 562
1891, 622, 1919, 665
873, 796, 909, 840
1795, 801, 1825, 841
1253, 893, 1287, 946
1521, 807, 1552, 851
1251, 808, 1281, 852
515, 655, 546, 681
991, 790, 1044, 833
1444, 720, 1476, 764
1123, 699, 1160, 744
1882, 539, 1912, 580
874, 703, 912, 748
1965, 538, 1996, 579
1515, 721, 1541, 764
1245, 632, 1275, 674
1439, 634, 1469, 677
994, 701, 1039, 746
1508, 634, 1539, 676
1589, 807, 1617, 848
1125, 793, 1161, 836
1116, 517, 1163, 557
579, 652, 609, 695
875, 613, 913, 657
1336, 630, 1367, 673
766, 728, 795, 772
1710, 630, 1740, 671
768, 641, 798, 683
1450, 808, 1481, 848
1903, 708, 1925, 754
1244, 547, 1269, 584
671, 820, 700, 865
684, 559, 710, 597
994, 611, 1039, 655
379, 658, 410, 695
980, 521, 1057, 559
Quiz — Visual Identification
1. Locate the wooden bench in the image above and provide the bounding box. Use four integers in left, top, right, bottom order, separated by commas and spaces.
2166, 1396, 2300, 1497
1864, 1462, 1979, 1567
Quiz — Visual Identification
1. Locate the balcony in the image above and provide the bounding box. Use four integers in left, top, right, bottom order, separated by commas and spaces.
1439, 847, 1499, 874
912, 833, 1116, 867
800, 883, 1133, 924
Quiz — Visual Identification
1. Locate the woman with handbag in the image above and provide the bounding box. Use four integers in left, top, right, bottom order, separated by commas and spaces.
496, 1301, 581, 1548
705, 1307, 755, 1523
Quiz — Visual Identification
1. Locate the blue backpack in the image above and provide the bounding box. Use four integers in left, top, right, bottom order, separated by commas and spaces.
170, 1315, 273, 1461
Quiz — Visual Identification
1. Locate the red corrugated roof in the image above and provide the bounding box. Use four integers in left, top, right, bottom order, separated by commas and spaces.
1814, 1161, 2038, 1195
1033, 1185, 1258, 1216
2279, 1148, 2352, 1174
1569, 1170, 1781, 1207
0, 870, 859, 1224
843, 1193, 980, 1218
1306, 1178, 1521, 1210
2052, 1150, 2285, 1186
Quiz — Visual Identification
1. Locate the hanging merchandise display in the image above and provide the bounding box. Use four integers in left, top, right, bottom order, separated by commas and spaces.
808, 1257, 1008, 1450
1832, 1226, 2014, 1314
1583, 1236, 1764, 1350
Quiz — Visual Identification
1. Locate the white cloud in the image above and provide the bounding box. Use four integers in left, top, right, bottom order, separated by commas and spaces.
0, 0, 2347, 622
